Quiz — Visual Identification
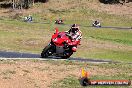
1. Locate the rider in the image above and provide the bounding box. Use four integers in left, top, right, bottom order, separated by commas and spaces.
58, 18, 63, 23
28, 15, 33, 22
67, 24, 82, 52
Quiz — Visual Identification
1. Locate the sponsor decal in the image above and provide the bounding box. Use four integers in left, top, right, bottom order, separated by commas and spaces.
79, 68, 131, 86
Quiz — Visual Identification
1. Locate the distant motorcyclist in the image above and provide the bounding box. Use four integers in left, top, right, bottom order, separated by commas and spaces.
55, 18, 63, 24
92, 20, 101, 27
66, 24, 82, 51
24, 15, 32, 22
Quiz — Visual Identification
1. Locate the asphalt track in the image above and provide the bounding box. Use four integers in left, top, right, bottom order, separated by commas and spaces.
0, 51, 115, 63
50, 23, 132, 30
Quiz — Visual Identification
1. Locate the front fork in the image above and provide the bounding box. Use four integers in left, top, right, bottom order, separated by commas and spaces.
48, 42, 56, 53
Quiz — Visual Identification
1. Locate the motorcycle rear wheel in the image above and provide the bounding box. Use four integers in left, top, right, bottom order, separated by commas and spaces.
61, 52, 73, 59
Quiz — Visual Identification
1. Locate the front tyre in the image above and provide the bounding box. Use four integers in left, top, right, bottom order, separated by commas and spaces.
41, 44, 52, 58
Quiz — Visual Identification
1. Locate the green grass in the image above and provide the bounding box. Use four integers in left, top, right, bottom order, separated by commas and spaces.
81, 28, 132, 45
73, 48, 132, 62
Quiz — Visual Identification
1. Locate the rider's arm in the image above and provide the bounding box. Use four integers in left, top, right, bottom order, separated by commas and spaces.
69, 32, 81, 45
75, 31, 82, 40
68, 40, 80, 46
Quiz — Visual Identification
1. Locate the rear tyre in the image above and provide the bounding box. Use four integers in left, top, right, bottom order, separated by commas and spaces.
41, 45, 52, 58
61, 52, 73, 59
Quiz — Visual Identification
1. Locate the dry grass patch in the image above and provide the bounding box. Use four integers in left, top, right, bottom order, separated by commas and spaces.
0, 60, 129, 88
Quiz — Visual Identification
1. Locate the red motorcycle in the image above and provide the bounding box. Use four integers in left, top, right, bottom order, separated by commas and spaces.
41, 28, 81, 59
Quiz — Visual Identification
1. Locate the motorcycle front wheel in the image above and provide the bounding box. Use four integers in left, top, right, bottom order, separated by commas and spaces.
41, 44, 53, 58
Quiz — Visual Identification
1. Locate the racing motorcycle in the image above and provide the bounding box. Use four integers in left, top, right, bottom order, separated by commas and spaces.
41, 28, 81, 59
55, 19, 64, 24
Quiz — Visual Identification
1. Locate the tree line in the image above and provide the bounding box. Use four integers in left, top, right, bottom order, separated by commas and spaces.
99, 0, 132, 4
0, 0, 48, 9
